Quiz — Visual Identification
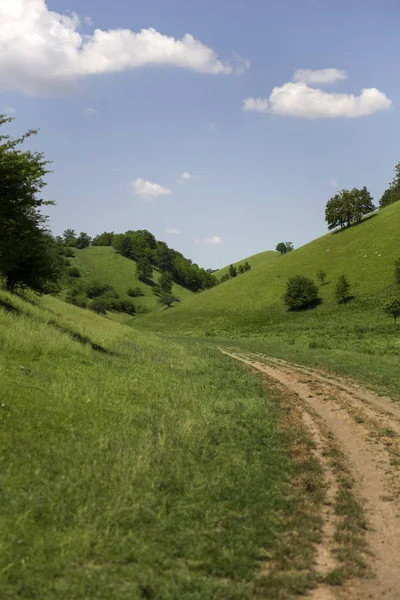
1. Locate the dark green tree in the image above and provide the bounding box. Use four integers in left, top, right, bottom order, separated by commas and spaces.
238, 264, 245, 274
384, 296, 400, 324
276, 242, 287, 254
220, 273, 230, 283
159, 272, 173, 294
353, 187, 375, 223
284, 275, 319, 310
244, 261, 251, 272
335, 275, 351, 304
92, 231, 114, 246
136, 257, 153, 282
75, 232, 91, 249
228, 264, 237, 278
0, 115, 62, 291
159, 293, 180, 308
63, 229, 77, 246
317, 269, 327, 285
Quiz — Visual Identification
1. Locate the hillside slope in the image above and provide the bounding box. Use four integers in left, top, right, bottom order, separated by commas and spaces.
70, 246, 193, 319
215, 250, 278, 278
138, 203, 400, 336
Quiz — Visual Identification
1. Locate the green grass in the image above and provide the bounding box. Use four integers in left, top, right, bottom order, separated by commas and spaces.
0, 288, 325, 599
136, 204, 400, 396
70, 246, 193, 320
215, 250, 278, 278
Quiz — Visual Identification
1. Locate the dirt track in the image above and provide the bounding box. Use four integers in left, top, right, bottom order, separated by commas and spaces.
222, 350, 400, 600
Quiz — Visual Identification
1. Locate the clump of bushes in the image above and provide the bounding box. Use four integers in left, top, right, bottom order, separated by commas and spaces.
284, 275, 319, 310
159, 294, 180, 308
68, 266, 81, 278
86, 281, 114, 298
127, 286, 144, 297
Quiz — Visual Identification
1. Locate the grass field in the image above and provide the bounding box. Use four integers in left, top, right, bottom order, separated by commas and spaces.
70, 246, 193, 319
0, 288, 328, 599
136, 204, 400, 396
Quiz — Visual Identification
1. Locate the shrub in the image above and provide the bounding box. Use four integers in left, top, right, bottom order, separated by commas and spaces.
317, 269, 327, 285
229, 265, 237, 278
66, 285, 87, 308
90, 298, 107, 315
220, 273, 230, 283
63, 247, 75, 258
152, 285, 162, 297
86, 281, 114, 299
68, 266, 81, 278
384, 296, 400, 324
335, 275, 351, 304
127, 286, 144, 297
159, 293, 180, 308
110, 298, 136, 315
284, 275, 319, 310
244, 261, 251, 272
238, 264, 245, 274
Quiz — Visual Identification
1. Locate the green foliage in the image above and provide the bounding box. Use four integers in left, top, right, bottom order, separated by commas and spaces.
68, 266, 81, 278
276, 242, 294, 254
127, 286, 144, 297
74, 232, 91, 249
238, 264, 245, 274
66, 285, 88, 308
317, 269, 327, 285
335, 275, 352, 304
384, 296, 400, 324
85, 281, 114, 299
379, 162, 400, 208
159, 272, 173, 294
220, 273, 230, 284
229, 264, 237, 278
159, 293, 180, 308
325, 187, 375, 230
90, 297, 107, 315
0, 115, 62, 292
63, 247, 75, 258
136, 257, 153, 282
284, 275, 319, 310
92, 231, 114, 246
63, 229, 77, 246
244, 261, 251, 272
395, 258, 400, 286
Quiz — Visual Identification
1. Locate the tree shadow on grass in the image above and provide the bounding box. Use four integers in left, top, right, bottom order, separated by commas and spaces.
331, 213, 378, 235
287, 298, 322, 312
338, 295, 356, 305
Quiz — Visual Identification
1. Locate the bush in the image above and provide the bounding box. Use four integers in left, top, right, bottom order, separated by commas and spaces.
68, 266, 81, 278
66, 285, 87, 308
86, 281, 114, 299
284, 275, 319, 310
317, 269, 327, 285
335, 275, 351, 304
159, 293, 180, 308
220, 273, 230, 284
384, 296, 400, 324
90, 298, 108, 315
127, 286, 144, 297
63, 247, 75, 258
108, 298, 136, 315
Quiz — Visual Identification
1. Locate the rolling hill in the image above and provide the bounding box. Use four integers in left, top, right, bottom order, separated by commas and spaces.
67, 246, 194, 321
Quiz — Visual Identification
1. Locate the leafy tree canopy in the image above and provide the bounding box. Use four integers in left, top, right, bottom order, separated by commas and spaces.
284, 275, 319, 310
325, 187, 375, 231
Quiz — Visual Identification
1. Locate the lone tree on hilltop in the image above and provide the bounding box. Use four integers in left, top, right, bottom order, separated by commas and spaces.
335, 275, 351, 304
0, 115, 62, 292
325, 187, 375, 230
229, 264, 237, 278
317, 269, 327, 285
384, 297, 400, 325
284, 275, 319, 310
276, 242, 294, 255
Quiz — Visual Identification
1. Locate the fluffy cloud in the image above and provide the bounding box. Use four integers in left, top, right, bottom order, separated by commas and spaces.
243, 71, 391, 119
132, 178, 172, 200
165, 228, 180, 234
177, 171, 192, 184
82, 107, 98, 116
293, 68, 347, 84
0, 0, 249, 96
203, 236, 222, 245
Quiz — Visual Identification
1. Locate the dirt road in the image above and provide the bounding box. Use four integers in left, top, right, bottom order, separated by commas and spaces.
222, 350, 400, 600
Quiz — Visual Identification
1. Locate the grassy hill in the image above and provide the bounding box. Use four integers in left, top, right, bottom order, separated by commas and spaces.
0, 286, 325, 599
215, 250, 278, 278
68, 246, 194, 321
137, 203, 400, 395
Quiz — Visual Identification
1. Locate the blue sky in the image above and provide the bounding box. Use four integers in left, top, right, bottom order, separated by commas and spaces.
1, 0, 399, 268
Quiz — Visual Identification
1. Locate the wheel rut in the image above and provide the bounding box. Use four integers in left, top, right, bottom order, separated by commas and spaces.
221, 350, 400, 600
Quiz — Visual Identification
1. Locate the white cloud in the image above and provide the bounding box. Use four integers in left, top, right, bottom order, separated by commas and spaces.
165, 228, 180, 234
3, 105, 16, 114
330, 178, 340, 188
203, 236, 222, 245
293, 68, 347, 84
243, 97, 269, 113
177, 171, 192, 184
82, 106, 98, 116
244, 78, 391, 119
132, 178, 172, 200
0, 0, 248, 96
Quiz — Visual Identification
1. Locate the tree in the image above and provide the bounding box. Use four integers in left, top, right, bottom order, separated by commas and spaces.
92, 231, 114, 246
335, 275, 351, 304
90, 297, 107, 315
136, 257, 153, 282
63, 229, 77, 247
384, 296, 400, 324
395, 259, 400, 286
238, 264, 245, 274
244, 261, 251, 272
276, 242, 294, 254
353, 187, 375, 223
159, 272, 173, 294
284, 275, 319, 310
285, 242, 294, 252
317, 269, 327, 285
75, 232, 91, 249
159, 293, 180, 308
220, 273, 230, 283
0, 115, 62, 292
229, 264, 237, 278
325, 188, 375, 230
